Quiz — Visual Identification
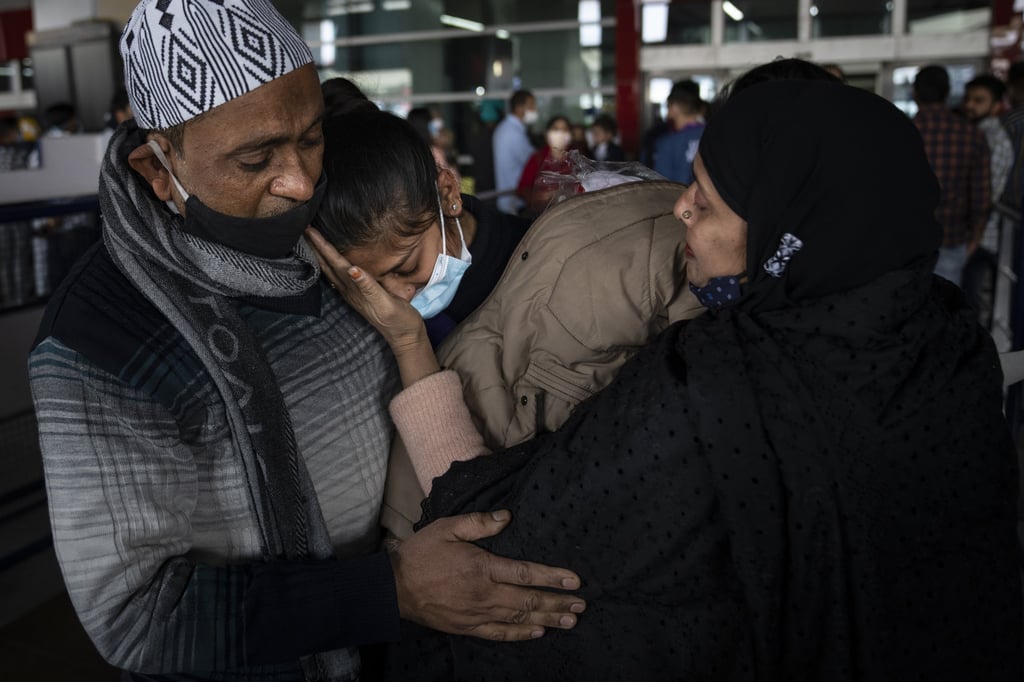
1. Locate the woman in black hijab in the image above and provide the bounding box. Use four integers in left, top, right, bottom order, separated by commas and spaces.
377, 80, 1022, 680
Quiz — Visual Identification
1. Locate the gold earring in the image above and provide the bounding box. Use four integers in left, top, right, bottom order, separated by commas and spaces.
682, 210, 692, 220
452, 202, 458, 211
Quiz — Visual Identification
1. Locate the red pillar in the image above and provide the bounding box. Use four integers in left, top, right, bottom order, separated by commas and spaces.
992, 0, 1015, 25
0, 9, 33, 62
615, 0, 641, 157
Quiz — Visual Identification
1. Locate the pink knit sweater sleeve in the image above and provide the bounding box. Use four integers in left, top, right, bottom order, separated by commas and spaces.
388, 370, 490, 493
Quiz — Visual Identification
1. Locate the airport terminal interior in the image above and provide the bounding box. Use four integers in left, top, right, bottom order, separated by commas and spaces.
0, 0, 1021, 678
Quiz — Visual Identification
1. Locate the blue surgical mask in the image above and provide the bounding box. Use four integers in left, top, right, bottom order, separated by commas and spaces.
410, 193, 472, 319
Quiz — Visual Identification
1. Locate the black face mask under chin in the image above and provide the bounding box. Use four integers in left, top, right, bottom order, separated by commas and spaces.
148, 140, 326, 259
180, 173, 326, 259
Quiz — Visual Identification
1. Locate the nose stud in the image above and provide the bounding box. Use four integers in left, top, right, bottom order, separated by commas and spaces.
681, 210, 692, 220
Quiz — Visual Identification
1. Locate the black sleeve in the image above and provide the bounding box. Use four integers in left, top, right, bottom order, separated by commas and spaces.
242, 551, 400, 663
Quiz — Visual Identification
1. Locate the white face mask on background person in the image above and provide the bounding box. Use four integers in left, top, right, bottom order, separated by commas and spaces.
523, 109, 539, 125
546, 129, 572, 150
409, 192, 473, 319
428, 117, 444, 138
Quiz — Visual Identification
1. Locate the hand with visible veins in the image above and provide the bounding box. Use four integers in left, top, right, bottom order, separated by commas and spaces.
392, 509, 586, 641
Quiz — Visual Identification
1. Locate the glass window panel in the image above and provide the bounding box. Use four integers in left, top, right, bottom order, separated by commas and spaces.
655, 0, 711, 46
723, 0, 798, 43
437, 0, 617, 24
906, 0, 990, 35
642, 3, 669, 44
647, 74, 718, 120
316, 23, 616, 177
811, 0, 893, 38
314, 26, 615, 92
300, 1, 619, 188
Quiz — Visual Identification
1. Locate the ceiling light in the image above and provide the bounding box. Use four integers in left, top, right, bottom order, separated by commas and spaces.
723, 1, 744, 22
580, 24, 602, 46
578, 0, 600, 24
319, 20, 336, 67
440, 14, 484, 32
642, 2, 668, 43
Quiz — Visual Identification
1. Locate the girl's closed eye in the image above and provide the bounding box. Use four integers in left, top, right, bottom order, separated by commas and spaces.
391, 254, 421, 278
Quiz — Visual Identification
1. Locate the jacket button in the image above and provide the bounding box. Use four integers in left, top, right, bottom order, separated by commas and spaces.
521, 251, 529, 260
520, 395, 528, 406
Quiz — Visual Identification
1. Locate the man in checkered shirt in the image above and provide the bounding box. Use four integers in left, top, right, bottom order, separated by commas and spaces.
912, 64, 990, 287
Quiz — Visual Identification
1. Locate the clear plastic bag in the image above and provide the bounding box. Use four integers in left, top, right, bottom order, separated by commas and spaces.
535, 149, 666, 213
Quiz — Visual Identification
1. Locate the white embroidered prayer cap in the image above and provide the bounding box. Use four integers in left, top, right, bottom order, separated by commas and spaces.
120, 0, 314, 130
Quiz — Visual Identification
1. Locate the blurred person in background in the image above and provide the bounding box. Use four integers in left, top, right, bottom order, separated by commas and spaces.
961, 73, 1013, 326
41, 101, 80, 137
107, 87, 133, 129
590, 113, 625, 162
408, 105, 461, 189
492, 89, 537, 214
101, 87, 134, 146
652, 79, 705, 184
469, 100, 501, 193
640, 102, 668, 168
913, 64, 990, 287
516, 115, 575, 218
0, 114, 37, 170
570, 121, 590, 157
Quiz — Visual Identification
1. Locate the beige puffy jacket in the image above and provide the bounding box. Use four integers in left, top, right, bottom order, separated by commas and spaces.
381, 180, 705, 537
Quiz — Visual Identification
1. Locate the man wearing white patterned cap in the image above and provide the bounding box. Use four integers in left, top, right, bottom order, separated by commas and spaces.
28, 1, 584, 679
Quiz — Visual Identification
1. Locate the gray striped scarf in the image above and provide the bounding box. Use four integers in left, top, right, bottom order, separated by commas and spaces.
99, 123, 334, 563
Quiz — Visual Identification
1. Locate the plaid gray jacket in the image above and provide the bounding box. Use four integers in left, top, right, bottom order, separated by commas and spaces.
30, 245, 400, 679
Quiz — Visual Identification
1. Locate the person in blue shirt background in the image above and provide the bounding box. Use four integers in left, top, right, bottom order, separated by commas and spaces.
652, 79, 705, 185
492, 89, 538, 214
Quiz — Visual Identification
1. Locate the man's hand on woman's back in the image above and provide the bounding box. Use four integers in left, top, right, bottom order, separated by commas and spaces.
390, 509, 586, 641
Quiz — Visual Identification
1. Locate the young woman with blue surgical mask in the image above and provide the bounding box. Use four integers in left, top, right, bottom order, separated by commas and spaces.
311, 90, 533, 347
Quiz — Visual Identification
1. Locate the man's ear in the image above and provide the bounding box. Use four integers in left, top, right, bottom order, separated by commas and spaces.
437, 166, 462, 215
127, 135, 174, 202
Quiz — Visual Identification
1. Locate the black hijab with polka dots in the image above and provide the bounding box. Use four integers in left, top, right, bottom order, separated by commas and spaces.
385, 83, 1022, 680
